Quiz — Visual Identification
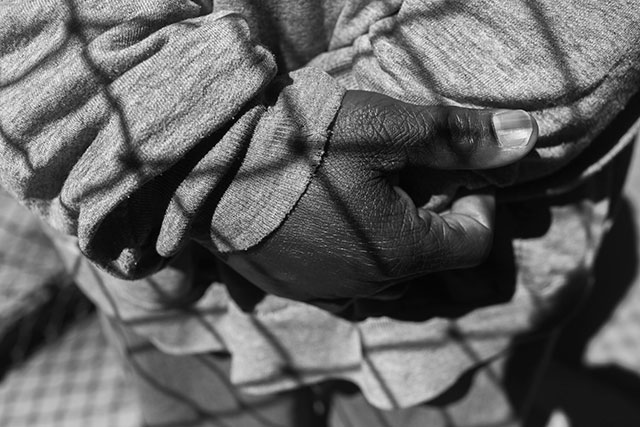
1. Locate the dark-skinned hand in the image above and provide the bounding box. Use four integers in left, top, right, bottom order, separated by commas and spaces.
222, 90, 538, 309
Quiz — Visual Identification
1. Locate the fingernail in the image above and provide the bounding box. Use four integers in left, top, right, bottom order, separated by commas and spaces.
492, 110, 533, 148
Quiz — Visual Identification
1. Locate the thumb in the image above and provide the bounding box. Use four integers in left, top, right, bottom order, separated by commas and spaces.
335, 91, 538, 170
414, 106, 538, 170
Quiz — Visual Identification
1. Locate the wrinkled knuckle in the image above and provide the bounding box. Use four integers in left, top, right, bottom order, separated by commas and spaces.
339, 104, 390, 145
369, 109, 396, 141
401, 109, 428, 144
446, 109, 481, 159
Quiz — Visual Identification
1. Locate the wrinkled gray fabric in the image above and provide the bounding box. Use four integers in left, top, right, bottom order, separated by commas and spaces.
0, 1, 345, 278
2, 0, 640, 412
309, 0, 640, 205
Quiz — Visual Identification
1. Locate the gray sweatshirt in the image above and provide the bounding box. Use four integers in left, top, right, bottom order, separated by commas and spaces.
1, 0, 639, 409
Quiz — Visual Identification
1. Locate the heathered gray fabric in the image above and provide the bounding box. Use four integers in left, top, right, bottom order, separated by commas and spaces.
2, 0, 640, 411
309, 0, 640, 204
0, 1, 345, 278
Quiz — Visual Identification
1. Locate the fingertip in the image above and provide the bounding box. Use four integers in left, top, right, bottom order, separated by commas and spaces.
438, 193, 496, 267
468, 109, 538, 169
448, 192, 496, 232
418, 106, 538, 170
491, 110, 537, 150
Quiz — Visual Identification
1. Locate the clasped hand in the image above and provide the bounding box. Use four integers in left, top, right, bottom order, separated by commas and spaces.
224, 90, 537, 307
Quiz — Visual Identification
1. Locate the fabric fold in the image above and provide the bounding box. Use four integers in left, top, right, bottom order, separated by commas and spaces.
0, 2, 345, 281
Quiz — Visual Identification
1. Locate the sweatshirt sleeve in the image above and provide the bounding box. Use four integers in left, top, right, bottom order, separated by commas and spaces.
0, 1, 345, 279
308, 0, 640, 194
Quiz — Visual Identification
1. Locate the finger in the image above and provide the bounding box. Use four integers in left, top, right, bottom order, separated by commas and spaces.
426, 191, 495, 266
389, 190, 496, 276
409, 106, 538, 170
335, 91, 538, 170
420, 192, 496, 270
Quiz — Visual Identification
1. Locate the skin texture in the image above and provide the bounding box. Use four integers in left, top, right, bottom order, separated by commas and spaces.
223, 90, 538, 307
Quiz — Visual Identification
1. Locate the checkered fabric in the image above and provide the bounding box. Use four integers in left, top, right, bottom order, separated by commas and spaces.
0, 189, 67, 346
0, 189, 140, 426
0, 315, 141, 427
0, 190, 63, 298
0, 189, 93, 375
1, 139, 639, 427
